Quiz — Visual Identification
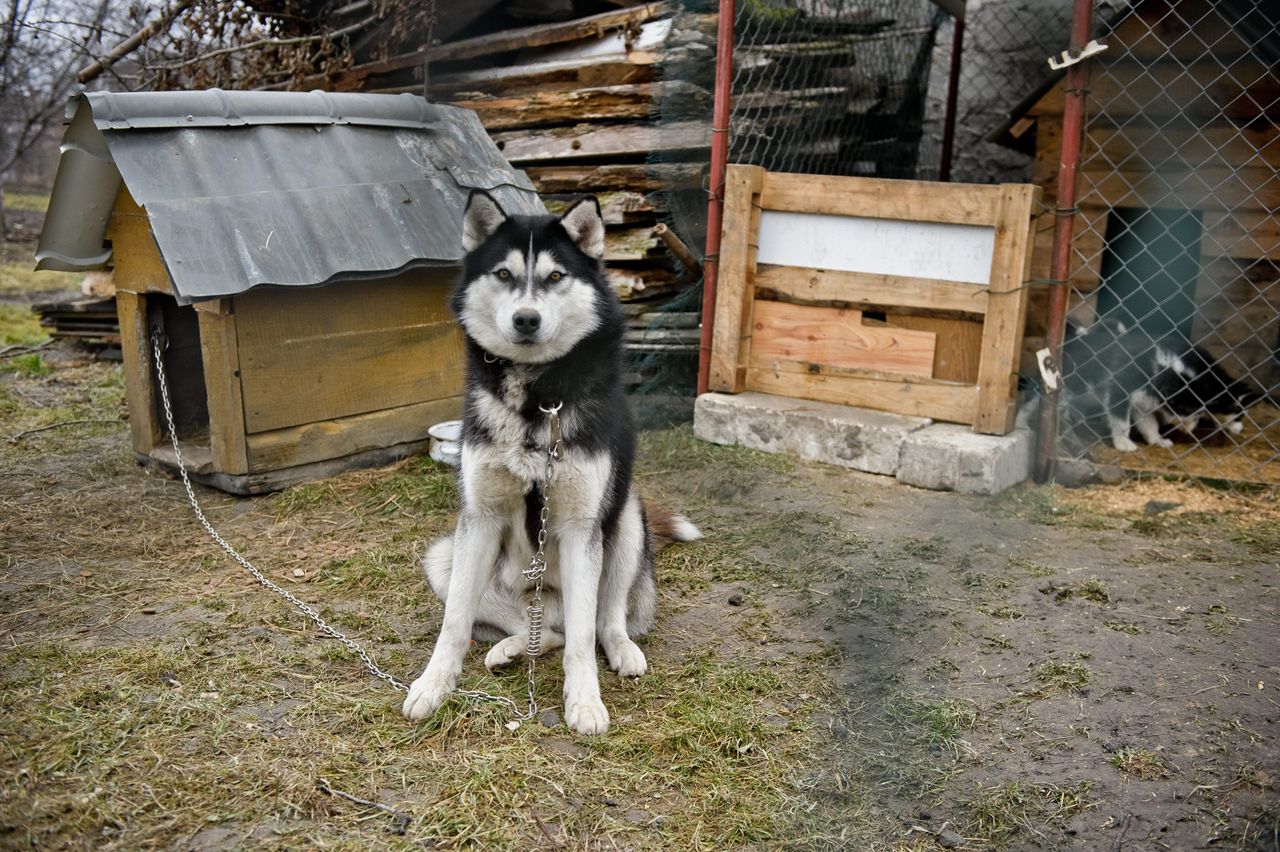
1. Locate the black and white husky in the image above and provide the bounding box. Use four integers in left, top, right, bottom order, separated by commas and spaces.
1056, 319, 1260, 452
402, 191, 700, 735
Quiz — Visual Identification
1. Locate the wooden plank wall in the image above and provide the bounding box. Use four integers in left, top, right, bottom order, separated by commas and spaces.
234, 270, 464, 438
710, 165, 1039, 434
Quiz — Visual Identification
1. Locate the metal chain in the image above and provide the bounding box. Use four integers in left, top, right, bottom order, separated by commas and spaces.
520, 401, 562, 717
149, 329, 560, 722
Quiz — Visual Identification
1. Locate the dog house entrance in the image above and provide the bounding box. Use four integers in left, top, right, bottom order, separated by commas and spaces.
1097, 207, 1203, 341
146, 294, 211, 465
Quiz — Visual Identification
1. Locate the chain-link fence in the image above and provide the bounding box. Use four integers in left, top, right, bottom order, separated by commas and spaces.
927, 0, 1075, 184
1051, 0, 1280, 486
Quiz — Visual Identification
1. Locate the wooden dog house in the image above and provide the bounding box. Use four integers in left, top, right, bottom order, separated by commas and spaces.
36, 90, 542, 493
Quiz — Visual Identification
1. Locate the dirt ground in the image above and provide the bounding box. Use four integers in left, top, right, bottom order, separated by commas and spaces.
2, 286, 1279, 848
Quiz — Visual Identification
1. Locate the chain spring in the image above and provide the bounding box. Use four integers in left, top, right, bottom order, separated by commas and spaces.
149, 329, 560, 722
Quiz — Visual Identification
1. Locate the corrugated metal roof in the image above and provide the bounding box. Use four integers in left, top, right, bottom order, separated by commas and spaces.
36, 90, 543, 303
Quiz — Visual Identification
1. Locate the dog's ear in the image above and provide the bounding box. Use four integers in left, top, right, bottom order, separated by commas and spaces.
558, 196, 605, 259
463, 190, 508, 252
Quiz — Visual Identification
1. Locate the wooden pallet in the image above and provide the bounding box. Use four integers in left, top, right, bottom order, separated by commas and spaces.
709, 166, 1040, 435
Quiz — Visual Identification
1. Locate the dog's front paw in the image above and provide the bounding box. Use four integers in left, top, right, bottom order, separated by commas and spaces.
484, 635, 525, 671
1112, 435, 1139, 452
564, 691, 609, 735
607, 640, 647, 678
1153, 437, 1174, 449
402, 675, 452, 721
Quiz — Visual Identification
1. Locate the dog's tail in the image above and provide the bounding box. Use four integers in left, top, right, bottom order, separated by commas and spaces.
645, 502, 702, 552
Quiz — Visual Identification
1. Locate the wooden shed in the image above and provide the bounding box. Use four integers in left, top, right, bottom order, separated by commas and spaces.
36, 90, 542, 494
991, 0, 1280, 391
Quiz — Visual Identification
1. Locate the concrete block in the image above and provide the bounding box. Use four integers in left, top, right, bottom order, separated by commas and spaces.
897, 423, 1032, 495
694, 391, 931, 476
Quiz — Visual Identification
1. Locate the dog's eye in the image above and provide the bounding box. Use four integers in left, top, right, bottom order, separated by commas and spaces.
548, 271, 563, 283
496, 269, 511, 281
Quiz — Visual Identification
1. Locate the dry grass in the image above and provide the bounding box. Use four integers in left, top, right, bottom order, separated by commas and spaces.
0, 358, 852, 848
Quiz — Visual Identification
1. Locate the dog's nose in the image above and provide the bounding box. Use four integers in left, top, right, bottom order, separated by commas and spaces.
513, 309, 541, 335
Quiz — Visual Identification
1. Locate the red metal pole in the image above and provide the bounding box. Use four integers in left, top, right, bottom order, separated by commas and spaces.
1034, 0, 1095, 481
696, 0, 736, 396
938, 14, 964, 182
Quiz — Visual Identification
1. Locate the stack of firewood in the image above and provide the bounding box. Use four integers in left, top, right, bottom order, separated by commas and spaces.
289, 2, 711, 321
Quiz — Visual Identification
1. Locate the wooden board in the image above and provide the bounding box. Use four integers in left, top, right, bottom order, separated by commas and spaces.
106, 188, 173, 296
886, 315, 982, 384
246, 396, 461, 472
751, 300, 936, 378
746, 359, 978, 424
973, 184, 1038, 434
708, 164, 765, 392
753, 265, 988, 317
761, 170, 1011, 227
525, 162, 703, 193
115, 291, 162, 455
491, 121, 707, 164
235, 272, 464, 434
449, 81, 706, 130
198, 308, 249, 475
428, 56, 656, 99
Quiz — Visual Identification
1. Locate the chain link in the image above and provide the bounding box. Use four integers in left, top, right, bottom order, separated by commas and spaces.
149, 329, 561, 722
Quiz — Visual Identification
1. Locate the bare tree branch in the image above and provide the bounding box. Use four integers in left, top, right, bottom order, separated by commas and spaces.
77, 0, 192, 84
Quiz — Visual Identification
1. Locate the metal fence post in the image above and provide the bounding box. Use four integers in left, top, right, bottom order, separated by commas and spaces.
1034, 0, 1096, 482
697, 0, 737, 397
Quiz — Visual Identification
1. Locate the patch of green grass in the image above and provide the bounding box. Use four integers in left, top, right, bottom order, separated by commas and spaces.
1111, 747, 1170, 780
961, 780, 1096, 844
4, 191, 50, 211
638, 424, 794, 477
361, 455, 458, 518
961, 571, 1012, 591
1007, 556, 1053, 577
886, 694, 978, 755
924, 658, 961, 680
0, 253, 81, 295
1033, 659, 1091, 693
1104, 621, 1144, 635
1, 631, 837, 849
274, 482, 338, 517
897, 535, 946, 562
0, 304, 46, 345
5, 352, 48, 376
1049, 577, 1111, 605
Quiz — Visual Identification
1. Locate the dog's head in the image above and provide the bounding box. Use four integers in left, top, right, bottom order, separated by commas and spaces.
452, 190, 610, 364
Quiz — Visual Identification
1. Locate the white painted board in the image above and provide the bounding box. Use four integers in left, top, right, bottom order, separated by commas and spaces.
756, 210, 996, 285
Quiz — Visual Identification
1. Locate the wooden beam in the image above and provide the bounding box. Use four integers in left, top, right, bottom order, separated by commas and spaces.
491, 121, 707, 163
760, 170, 1008, 227
524, 162, 702, 193
246, 397, 461, 472
746, 358, 979, 424
973, 183, 1038, 434
429, 2, 669, 63
709, 164, 765, 392
115, 291, 163, 455
450, 81, 705, 130
753, 264, 989, 317
428, 55, 657, 99
198, 308, 249, 475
